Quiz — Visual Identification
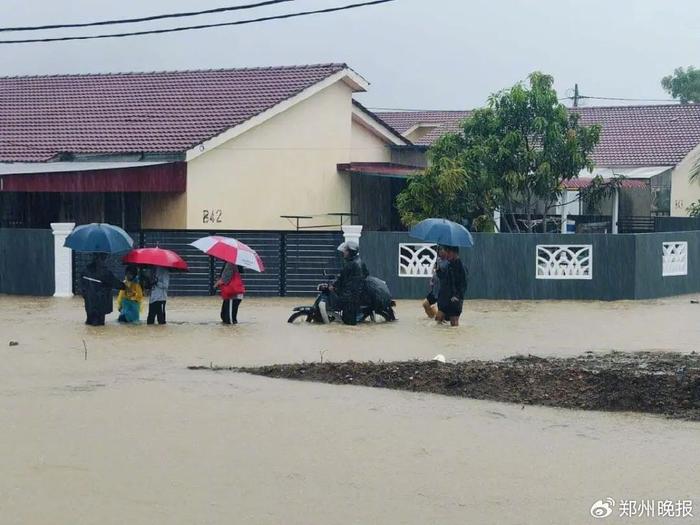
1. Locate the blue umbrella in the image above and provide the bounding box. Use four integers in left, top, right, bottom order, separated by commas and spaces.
409, 218, 475, 247
64, 223, 134, 254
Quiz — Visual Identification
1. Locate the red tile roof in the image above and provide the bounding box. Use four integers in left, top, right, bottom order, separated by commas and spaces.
376, 110, 469, 147
376, 105, 700, 168
0, 63, 350, 162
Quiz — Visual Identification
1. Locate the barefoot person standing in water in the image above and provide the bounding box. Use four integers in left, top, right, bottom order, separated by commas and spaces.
435, 245, 467, 327
423, 246, 448, 319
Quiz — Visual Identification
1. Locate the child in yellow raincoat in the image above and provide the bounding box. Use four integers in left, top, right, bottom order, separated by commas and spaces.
117, 266, 144, 323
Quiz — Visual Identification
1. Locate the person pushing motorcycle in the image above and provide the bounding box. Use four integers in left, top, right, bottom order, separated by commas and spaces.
328, 240, 369, 325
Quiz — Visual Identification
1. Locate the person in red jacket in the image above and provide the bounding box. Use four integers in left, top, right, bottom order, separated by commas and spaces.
215, 262, 245, 324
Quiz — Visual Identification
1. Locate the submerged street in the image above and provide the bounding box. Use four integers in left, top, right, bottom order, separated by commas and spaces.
0, 296, 698, 524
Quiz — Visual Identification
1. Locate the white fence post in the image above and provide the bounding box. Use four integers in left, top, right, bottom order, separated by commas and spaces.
342, 225, 363, 247
51, 222, 75, 297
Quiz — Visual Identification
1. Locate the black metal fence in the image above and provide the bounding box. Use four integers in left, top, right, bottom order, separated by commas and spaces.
618, 216, 655, 233
0, 228, 54, 295
72, 229, 343, 297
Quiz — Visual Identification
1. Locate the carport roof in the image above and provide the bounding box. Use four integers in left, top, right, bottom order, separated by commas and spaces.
337, 162, 422, 178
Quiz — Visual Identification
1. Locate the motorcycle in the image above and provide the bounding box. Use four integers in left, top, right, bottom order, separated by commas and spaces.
287, 273, 396, 324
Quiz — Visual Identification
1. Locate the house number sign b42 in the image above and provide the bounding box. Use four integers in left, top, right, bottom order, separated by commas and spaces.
202, 209, 223, 224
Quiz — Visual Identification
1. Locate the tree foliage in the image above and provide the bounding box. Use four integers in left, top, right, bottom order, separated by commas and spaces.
661, 66, 700, 104
396, 72, 601, 232
687, 200, 700, 218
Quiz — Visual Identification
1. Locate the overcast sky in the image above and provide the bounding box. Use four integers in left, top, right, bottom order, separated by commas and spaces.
0, 0, 697, 109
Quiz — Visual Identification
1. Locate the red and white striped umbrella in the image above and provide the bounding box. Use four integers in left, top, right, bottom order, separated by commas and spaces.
190, 236, 265, 272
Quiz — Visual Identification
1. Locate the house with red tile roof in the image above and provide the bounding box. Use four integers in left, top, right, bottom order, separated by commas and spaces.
376, 105, 700, 223
0, 63, 408, 230
3, 65, 700, 232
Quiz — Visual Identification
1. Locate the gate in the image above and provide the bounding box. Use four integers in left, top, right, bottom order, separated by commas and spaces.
283, 231, 343, 295
618, 216, 655, 234
72, 229, 343, 296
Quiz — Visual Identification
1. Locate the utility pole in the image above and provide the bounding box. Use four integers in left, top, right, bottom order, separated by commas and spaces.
573, 83, 580, 107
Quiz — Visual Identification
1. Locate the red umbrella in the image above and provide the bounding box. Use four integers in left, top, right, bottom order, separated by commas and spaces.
122, 247, 188, 271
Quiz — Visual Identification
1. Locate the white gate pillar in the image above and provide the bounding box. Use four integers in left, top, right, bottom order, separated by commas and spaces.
51, 222, 75, 297
559, 194, 568, 234
612, 188, 620, 234
342, 225, 363, 247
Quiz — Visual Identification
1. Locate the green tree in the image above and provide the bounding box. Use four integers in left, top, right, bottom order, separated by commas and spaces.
661, 66, 700, 104
396, 72, 601, 232
396, 131, 499, 231
686, 200, 700, 217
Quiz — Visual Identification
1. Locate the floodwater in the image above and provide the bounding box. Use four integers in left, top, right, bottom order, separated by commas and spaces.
0, 295, 698, 524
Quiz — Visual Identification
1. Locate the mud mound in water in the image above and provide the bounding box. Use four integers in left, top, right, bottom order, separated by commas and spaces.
209, 352, 700, 420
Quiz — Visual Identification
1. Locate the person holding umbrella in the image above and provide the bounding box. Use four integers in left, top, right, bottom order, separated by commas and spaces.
190, 236, 265, 324
145, 267, 170, 325
435, 245, 467, 327
80, 253, 126, 326
215, 263, 245, 324
122, 247, 189, 326
64, 223, 133, 326
409, 218, 473, 327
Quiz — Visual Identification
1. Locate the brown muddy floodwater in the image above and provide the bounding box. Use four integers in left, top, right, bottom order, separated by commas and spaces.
0, 295, 699, 524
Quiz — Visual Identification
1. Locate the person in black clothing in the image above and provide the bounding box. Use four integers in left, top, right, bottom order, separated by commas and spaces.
435, 245, 467, 327
330, 240, 369, 325
80, 253, 125, 326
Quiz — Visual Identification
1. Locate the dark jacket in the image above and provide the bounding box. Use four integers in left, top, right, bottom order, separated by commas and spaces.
81, 260, 125, 316
334, 254, 369, 305
436, 258, 467, 305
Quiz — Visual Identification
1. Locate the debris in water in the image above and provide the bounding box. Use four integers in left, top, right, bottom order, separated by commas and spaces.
8, 341, 19, 347
432, 354, 446, 363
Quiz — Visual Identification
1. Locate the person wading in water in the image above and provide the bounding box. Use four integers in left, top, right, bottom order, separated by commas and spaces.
423, 245, 448, 319
435, 245, 467, 327
80, 253, 125, 326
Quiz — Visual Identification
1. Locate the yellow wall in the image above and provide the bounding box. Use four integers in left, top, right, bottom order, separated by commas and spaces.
186, 81, 358, 230
142, 192, 187, 229
350, 119, 392, 162
670, 143, 700, 216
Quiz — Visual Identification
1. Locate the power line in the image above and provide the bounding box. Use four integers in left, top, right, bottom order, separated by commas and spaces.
0, 0, 397, 45
561, 89, 676, 104
0, 0, 296, 33
580, 95, 677, 103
